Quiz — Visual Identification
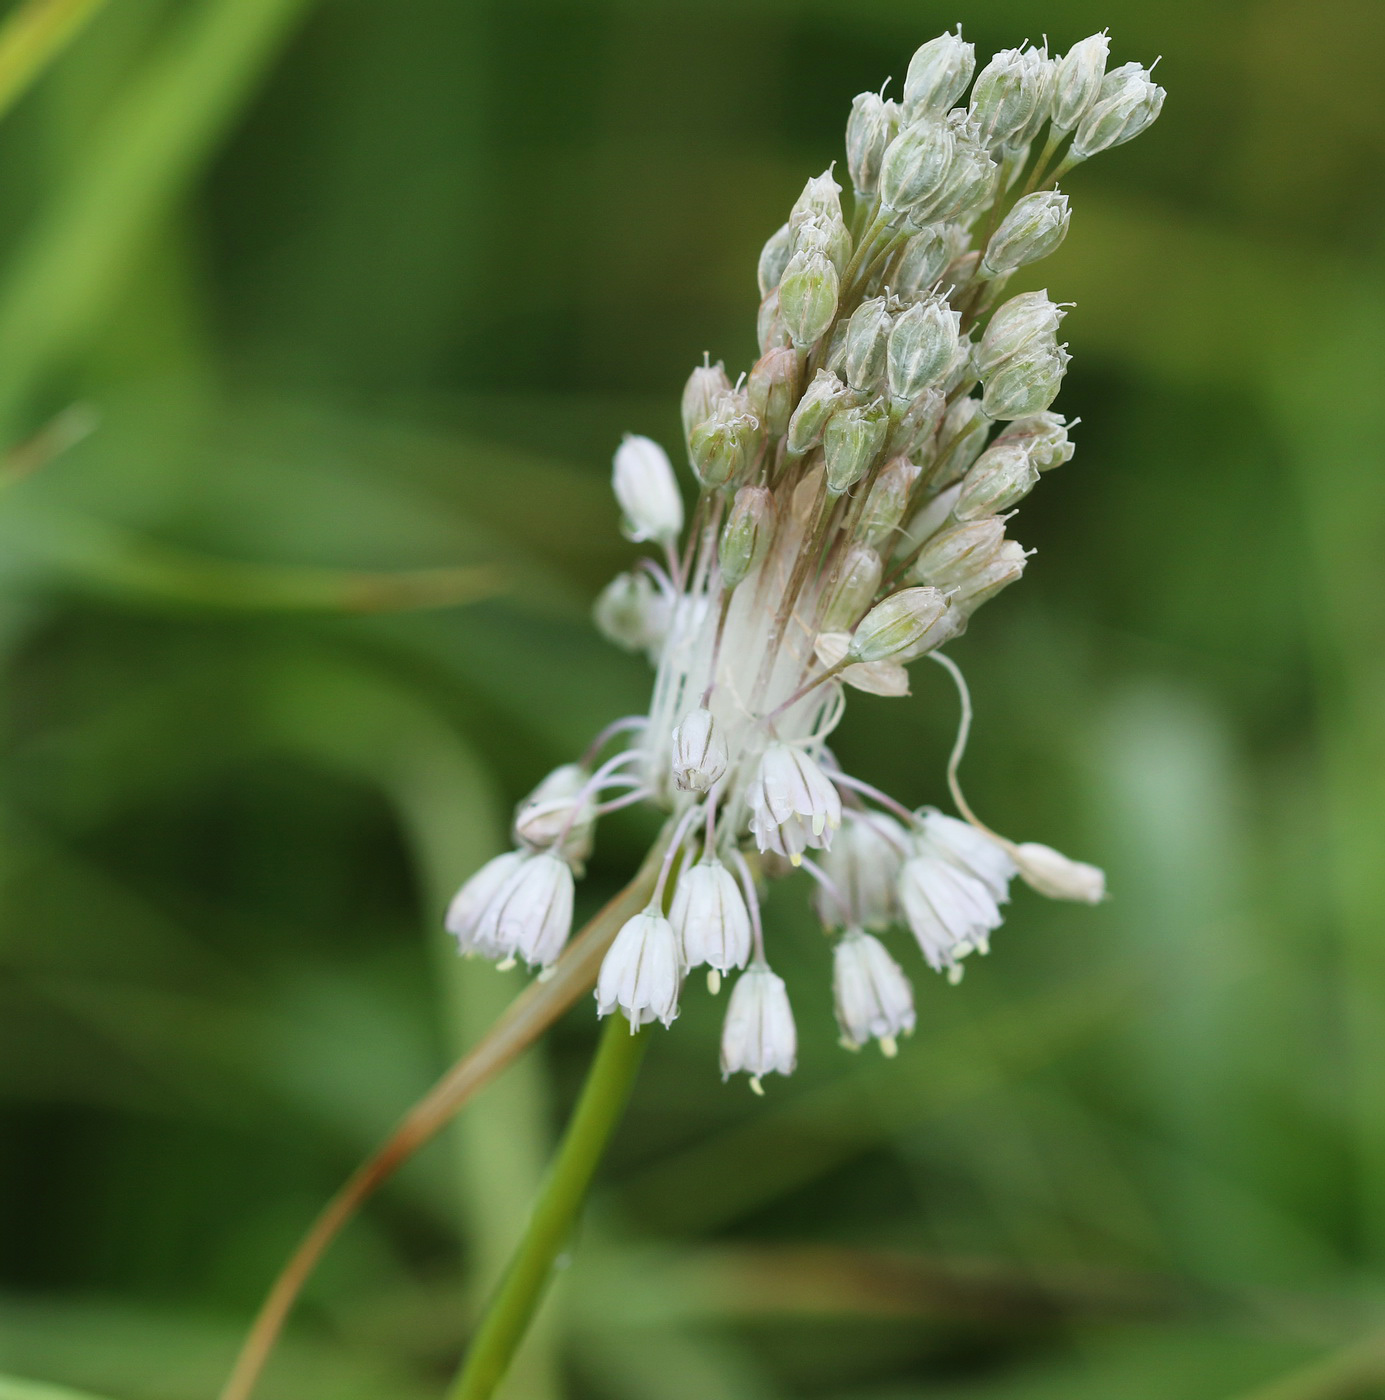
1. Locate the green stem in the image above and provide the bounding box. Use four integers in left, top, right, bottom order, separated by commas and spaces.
446, 1013, 651, 1400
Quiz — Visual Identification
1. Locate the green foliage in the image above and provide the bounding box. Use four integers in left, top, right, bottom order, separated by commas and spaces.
1, 0, 1383, 1398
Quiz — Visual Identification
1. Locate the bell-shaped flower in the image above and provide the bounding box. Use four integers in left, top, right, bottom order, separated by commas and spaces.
833, 931, 916, 1053
596, 907, 683, 1029
720, 963, 797, 1091
670, 859, 753, 989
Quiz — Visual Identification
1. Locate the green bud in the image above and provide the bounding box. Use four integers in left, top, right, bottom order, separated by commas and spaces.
850, 586, 950, 662
719, 484, 777, 587
927, 139, 999, 222
893, 224, 953, 297
844, 296, 893, 393
682, 358, 732, 454
982, 191, 1070, 276
911, 517, 1007, 585
857, 456, 922, 549
883, 385, 945, 459
1051, 32, 1110, 133
822, 544, 884, 632
594, 571, 669, 655
902, 32, 976, 117
977, 290, 1065, 377
785, 368, 848, 456
995, 412, 1074, 471
968, 46, 1046, 146
823, 400, 889, 495
981, 340, 1070, 420
955, 440, 1040, 519
1071, 62, 1165, 161
887, 297, 960, 399
779, 248, 839, 347
689, 391, 763, 488
747, 346, 800, 439
757, 222, 794, 298
757, 288, 791, 354
846, 92, 900, 196
951, 539, 1027, 614
790, 168, 844, 230
896, 481, 962, 561
878, 118, 956, 213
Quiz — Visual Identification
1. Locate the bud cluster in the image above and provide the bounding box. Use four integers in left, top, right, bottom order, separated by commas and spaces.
449, 26, 1158, 1088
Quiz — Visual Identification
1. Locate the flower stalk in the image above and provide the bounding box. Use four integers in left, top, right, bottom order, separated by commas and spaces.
445, 1013, 651, 1400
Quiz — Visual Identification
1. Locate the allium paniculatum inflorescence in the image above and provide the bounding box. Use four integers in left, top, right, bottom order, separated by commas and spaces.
448, 29, 1162, 1090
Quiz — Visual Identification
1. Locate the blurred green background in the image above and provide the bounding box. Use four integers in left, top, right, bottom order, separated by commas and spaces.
1, 0, 1383, 1397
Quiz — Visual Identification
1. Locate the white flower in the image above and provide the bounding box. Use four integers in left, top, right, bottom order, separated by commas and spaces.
613, 434, 683, 543
747, 743, 842, 863
816, 810, 907, 930
445, 850, 527, 957
916, 809, 1016, 903
474, 852, 575, 968
1012, 841, 1106, 903
669, 859, 752, 990
898, 853, 1003, 976
513, 763, 596, 870
720, 963, 797, 1091
671, 708, 728, 793
833, 931, 915, 1053
596, 908, 683, 1028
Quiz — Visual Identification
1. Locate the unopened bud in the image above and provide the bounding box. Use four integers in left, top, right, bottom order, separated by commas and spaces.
844, 296, 893, 392
981, 340, 1070, 420
514, 763, 595, 870
823, 400, 889, 495
931, 395, 991, 486
1051, 32, 1110, 133
902, 31, 976, 117
969, 46, 1046, 146
893, 225, 953, 296
878, 118, 956, 213
929, 140, 1000, 222
747, 346, 800, 437
1012, 841, 1106, 902
594, 571, 670, 655
978, 290, 1066, 377
982, 190, 1070, 275
790, 167, 844, 230
858, 457, 922, 549
846, 92, 900, 195
1071, 62, 1165, 161
955, 441, 1040, 519
612, 434, 684, 543
671, 708, 728, 793
779, 249, 839, 347
682, 359, 732, 454
822, 544, 883, 633
887, 297, 960, 399
995, 412, 1074, 471
786, 369, 848, 456
952, 538, 1028, 612
912, 516, 1007, 584
757, 222, 794, 298
719, 484, 776, 587
883, 385, 945, 459
757, 288, 790, 353
689, 392, 762, 488
850, 586, 949, 662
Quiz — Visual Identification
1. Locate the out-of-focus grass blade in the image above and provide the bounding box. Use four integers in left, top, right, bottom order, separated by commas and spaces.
4, 508, 502, 614
0, 1375, 118, 1400
0, 0, 107, 124
0, 0, 317, 435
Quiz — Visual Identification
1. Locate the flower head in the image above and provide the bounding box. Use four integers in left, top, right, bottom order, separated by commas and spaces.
449, 25, 1155, 1082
